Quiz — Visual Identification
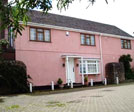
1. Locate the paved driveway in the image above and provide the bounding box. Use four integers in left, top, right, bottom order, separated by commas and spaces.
1, 84, 134, 112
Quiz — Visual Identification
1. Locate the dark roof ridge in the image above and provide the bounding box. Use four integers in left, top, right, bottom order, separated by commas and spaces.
29, 9, 116, 28
27, 9, 133, 37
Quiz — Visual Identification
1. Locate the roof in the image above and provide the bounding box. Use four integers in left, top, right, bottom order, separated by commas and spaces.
27, 10, 132, 37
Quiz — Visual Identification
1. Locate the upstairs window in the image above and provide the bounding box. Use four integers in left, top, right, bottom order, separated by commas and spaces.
121, 39, 131, 49
30, 27, 51, 42
79, 59, 100, 74
80, 34, 95, 46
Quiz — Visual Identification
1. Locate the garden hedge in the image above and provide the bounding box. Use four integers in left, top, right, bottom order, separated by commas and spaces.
0, 60, 31, 94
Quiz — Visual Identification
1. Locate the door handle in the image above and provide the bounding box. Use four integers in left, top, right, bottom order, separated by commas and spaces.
73, 68, 74, 72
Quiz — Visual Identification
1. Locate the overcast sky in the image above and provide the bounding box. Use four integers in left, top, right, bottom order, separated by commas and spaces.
9, 0, 134, 36
50, 0, 134, 36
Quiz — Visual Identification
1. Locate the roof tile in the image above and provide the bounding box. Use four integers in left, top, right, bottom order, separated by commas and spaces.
27, 10, 132, 37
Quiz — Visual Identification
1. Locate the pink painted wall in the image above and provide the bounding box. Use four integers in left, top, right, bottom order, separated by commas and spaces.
101, 36, 134, 77
15, 26, 134, 86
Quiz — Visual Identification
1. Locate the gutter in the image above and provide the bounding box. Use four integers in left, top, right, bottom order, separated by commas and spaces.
19, 21, 134, 40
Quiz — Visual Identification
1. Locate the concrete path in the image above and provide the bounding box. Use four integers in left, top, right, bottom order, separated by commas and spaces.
1, 84, 134, 112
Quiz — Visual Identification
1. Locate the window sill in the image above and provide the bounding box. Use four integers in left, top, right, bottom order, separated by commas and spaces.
81, 44, 96, 46
121, 48, 131, 50
80, 73, 100, 75
29, 40, 51, 43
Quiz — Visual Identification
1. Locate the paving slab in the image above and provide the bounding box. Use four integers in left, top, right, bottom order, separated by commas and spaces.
1, 84, 134, 112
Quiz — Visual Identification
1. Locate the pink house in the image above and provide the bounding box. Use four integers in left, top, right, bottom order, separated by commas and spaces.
7, 10, 134, 87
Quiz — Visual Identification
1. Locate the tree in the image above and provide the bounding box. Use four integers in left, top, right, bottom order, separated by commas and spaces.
0, 0, 108, 37
119, 54, 134, 79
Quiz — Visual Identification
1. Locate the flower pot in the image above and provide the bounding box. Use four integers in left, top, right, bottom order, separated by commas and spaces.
59, 84, 64, 88
85, 82, 89, 86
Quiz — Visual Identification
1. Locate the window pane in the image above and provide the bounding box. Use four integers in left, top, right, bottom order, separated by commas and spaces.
79, 59, 99, 74
45, 30, 50, 42
124, 42, 127, 48
86, 38, 90, 45
87, 64, 97, 73
37, 32, 43, 41
79, 63, 86, 74
37, 29, 43, 32
30, 28, 36, 40
80, 60, 86, 63
81, 34, 85, 44
128, 41, 131, 49
80, 64, 86, 73
87, 60, 96, 63
87, 64, 91, 73
83, 64, 86, 73
121, 40, 124, 48
91, 36, 95, 45
93, 64, 97, 73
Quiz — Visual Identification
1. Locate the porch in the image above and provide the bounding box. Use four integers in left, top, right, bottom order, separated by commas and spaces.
62, 55, 101, 86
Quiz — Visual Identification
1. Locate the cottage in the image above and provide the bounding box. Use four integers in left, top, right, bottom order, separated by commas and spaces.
4, 10, 134, 86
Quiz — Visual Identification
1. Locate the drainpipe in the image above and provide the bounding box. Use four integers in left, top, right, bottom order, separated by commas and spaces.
99, 33, 104, 81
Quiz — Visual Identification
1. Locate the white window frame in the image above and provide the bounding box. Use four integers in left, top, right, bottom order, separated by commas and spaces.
79, 59, 100, 75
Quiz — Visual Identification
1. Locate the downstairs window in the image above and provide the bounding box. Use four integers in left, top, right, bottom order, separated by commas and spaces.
79, 59, 100, 74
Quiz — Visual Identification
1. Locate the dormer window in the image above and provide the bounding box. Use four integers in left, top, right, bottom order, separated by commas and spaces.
80, 34, 95, 46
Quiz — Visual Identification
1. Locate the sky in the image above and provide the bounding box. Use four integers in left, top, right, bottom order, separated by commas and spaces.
50, 0, 134, 36
8, 0, 134, 36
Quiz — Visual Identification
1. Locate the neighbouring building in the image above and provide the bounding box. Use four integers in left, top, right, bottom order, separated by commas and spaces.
4, 10, 134, 86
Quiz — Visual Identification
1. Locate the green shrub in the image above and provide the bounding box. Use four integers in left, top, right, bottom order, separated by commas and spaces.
0, 39, 9, 46
0, 60, 31, 94
119, 54, 134, 79
125, 69, 134, 79
57, 78, 63, 85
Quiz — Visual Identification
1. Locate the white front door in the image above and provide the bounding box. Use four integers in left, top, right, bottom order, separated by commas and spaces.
68, 58, 75, 83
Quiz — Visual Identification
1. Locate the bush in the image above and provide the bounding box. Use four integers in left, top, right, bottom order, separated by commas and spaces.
0, 60, 30, 94
119, 54, 134, 79
125, 69, 134, 79
105, 62, 125, 83
84, 76, 88, 83
57, 78, 63, 85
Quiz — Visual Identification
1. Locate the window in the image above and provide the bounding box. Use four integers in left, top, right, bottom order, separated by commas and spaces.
80, 34, 95, 46
30, 27, 51, 42
121, 39, 131, 49
37, 29, 44, 41
79, 59, 99, 74
30, 28, 36, 40
45, 30, 50, 42
8, 27, 14, 48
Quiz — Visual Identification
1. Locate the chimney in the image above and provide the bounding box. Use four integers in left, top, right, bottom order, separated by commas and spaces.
0, 0, 8, 39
